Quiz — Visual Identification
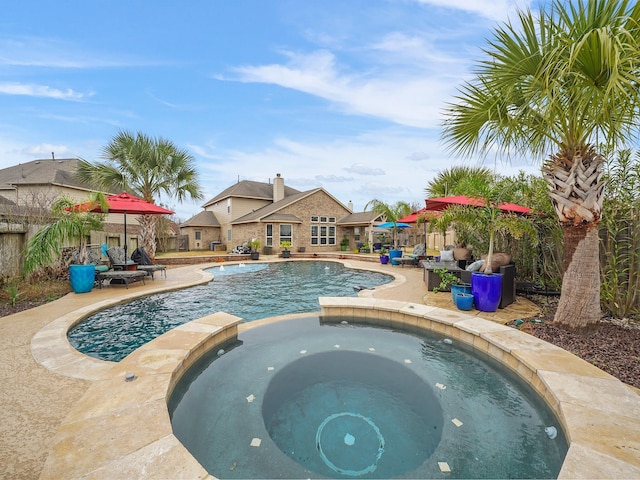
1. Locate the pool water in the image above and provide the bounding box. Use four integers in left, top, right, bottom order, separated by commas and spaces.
169, 316, 567, 479
68, 261, 392, 362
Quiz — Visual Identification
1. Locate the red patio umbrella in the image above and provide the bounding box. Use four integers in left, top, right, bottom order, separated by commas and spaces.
397, 208, 427, 224
424, 195, 531, 214
71, 192, 174, 255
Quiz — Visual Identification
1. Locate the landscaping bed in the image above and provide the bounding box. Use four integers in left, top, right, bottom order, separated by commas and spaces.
517, 295, 640, 390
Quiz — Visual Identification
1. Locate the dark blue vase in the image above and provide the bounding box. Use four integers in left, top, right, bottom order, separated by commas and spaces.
471, 272, 503, 312
69, 264, 95, 293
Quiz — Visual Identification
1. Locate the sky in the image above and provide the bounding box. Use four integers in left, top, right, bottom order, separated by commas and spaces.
1, 0, 540, 221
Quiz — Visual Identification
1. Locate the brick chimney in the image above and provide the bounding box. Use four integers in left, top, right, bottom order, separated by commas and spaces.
273, 173, 285, 202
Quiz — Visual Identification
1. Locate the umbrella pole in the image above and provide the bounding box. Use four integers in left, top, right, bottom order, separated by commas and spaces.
123, 212, 127, 258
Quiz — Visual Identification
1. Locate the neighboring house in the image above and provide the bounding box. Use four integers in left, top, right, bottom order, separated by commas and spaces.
0, 158, 139, 275
180, 174, 381, 252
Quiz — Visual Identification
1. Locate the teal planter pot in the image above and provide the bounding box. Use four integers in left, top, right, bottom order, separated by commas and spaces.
389, 249, 402, 261
455, 292, 474, 311
389, 249, 402, 266
451, 283, 472, 302
69, 264, 95, 293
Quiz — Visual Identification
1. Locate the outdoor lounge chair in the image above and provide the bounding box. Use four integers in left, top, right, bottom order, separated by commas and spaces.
71, 248, 109, 276
131, 247, 167, 279
106, 246, 167, 279
95, 270, 147, 289
399, 244, 426, 267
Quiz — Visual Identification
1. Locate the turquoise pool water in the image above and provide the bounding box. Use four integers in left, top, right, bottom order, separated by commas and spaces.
169, 316, 567, 479
68, 261, 392, 362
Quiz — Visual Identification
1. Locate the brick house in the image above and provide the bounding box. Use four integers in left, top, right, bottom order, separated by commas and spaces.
179, 174, 381, 253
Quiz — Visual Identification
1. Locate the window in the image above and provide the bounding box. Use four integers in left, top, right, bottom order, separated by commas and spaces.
354, 227, 361, 241
266, 224, 273, 246
227, 229, 232, 241
195, 230, 202, 241
227, 199, 231, 214
311, 215, 319, 223
279, 224, 292, 244
310, 217, 336, 245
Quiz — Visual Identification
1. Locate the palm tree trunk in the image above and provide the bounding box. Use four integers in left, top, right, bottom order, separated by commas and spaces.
554, 224, 601, 330
138, 215, 158, 261
544, 146, 604, 330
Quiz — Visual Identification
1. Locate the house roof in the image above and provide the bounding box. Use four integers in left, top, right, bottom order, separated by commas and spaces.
337, 211, 382, 225
202, 179, 302, 208
0, 158, 95, 192
179, 210, 220, 228
232, 188, 327, 224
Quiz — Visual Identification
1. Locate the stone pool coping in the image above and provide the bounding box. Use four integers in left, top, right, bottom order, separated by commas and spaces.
37, 295, 640, 479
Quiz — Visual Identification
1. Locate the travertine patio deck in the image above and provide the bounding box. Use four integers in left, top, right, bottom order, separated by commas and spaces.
2, 258, 638, 479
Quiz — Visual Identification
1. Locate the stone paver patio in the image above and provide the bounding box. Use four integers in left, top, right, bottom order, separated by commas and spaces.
2, 258, 638, 479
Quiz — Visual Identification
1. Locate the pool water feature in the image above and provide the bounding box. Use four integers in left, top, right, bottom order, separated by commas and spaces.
68, 261, 392, 362
169, 316, 567, 479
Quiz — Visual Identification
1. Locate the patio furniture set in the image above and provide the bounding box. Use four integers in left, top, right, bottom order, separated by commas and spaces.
93, 246, 167, 289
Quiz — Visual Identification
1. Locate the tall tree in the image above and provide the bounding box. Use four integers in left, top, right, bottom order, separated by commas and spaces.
425, 166, 494, 198
442, 0, 640, 330
78, 130, 203, 259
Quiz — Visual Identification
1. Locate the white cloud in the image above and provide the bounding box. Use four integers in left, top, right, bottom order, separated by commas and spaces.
412, 0, 532, 22
0, 36, 166, 68
0, 82, 86, 100
229, 49, 459, 128
344, 164, 385, 176
22, 143, 72, 157
315, 174, 353, 182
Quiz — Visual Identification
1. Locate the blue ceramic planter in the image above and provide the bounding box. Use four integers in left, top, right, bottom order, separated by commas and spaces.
451, 283, 472, 302
471, 272, 503, 312
69, 264, 95, 294
455, 292, 474, 311
380, 255, 389, 264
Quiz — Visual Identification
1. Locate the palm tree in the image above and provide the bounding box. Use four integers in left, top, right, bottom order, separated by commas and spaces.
78, 130, 203, 259
365, 199, 411, 249
442, 0, 640, 330
23, 193, 108, 273
425, 166, 494, 198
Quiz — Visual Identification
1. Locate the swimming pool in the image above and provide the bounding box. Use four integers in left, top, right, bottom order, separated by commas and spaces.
169, 316, 567, 479
68, 261, 393, 362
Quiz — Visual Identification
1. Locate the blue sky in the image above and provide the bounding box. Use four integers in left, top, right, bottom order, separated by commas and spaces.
1, 0, 538, 221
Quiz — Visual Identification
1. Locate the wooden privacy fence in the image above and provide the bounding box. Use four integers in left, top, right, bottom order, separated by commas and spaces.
0, 226, 27, 277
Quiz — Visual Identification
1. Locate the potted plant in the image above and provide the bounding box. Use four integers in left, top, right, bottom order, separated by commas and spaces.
340, 236, 350, 251
430, 177, 536, 311
432, 267, 461, 294
248, 238, 261, 260
379, 247, 389, 264
23, 194, 108, 294
280, 240, 292, 258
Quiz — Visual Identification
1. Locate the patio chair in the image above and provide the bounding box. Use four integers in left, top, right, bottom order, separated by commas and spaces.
399, 244, 426, 267
105, 247, 136, 270
131, 247, 167, 279
71, 248, 109, 275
